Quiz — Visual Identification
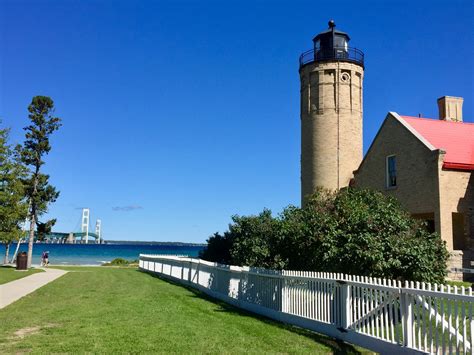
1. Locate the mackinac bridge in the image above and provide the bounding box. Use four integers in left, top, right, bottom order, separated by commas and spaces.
33, 208, 103, 244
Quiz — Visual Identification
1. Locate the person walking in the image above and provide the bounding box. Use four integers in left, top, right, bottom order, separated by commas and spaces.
41, 251, 50, 266
43, 251, 49, 266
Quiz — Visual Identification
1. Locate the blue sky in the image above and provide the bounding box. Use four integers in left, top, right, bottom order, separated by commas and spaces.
0, 0, 472, 243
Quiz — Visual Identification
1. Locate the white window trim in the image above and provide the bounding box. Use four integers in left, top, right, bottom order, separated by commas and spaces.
386, 155, 397, 189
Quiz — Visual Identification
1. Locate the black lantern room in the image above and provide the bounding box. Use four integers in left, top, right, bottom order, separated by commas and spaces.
313, 20, 349, 60
299, 20, 364, 68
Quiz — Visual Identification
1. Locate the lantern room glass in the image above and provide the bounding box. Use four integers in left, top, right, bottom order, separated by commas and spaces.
334, 36, 348, 51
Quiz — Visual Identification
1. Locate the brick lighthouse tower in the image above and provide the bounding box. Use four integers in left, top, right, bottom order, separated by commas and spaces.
299, 20, 364, 205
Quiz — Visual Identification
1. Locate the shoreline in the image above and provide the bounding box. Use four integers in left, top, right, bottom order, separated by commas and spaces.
41, 264, 104, 267
1, 244, 203, 268
2, 263, 106, 268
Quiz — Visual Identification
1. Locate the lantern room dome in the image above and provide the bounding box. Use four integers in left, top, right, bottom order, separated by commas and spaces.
299, 20, 364, 69
313, 20, 350, 43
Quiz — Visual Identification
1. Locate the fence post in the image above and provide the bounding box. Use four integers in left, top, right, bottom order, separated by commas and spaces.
281, 271, 286, 313
187, 260, 192, 284
339, 278, 351, 329
401, 282, 414, 348
197, 260, 200, 286
237, 268, 243, 306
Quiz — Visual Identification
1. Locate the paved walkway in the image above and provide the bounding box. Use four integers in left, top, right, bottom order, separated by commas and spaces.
0, 268, 68, 309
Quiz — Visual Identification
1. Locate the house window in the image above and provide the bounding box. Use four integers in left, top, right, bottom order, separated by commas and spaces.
386, 155, 397, 188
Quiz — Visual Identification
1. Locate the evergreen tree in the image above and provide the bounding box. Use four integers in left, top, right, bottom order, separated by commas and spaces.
0, 125, 29, 264
36, 218, 57, 242
21, 96, 61, 268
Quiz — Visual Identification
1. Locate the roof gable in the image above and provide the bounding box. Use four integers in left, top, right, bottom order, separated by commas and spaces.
355, 112, 433, 174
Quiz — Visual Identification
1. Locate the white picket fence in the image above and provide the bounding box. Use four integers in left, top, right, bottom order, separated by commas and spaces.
139, 254, 474, 354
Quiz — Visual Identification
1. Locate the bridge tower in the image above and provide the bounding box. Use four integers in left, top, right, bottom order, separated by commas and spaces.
95, 219, 102, 244
81, 208, 90, 244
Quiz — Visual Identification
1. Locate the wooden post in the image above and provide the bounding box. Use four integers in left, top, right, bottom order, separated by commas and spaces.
281, 271, 287, 313
339, 280, 351, 329
196, 260, 200, 286
237, 268, 243, 303
401, 282, 414, 348
187, 261, 192, 284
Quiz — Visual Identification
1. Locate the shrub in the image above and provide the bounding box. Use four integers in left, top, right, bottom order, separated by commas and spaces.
228, 209, 285, 269
102, 258, 131, 266
280, 188, 449, 283
200, 188, 449, 283
199, 232, 233, 264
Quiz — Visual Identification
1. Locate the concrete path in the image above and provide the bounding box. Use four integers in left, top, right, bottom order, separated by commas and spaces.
0, 268, 68, 309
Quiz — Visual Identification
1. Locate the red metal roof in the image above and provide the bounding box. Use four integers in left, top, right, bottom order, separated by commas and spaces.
401, 116, 474, 171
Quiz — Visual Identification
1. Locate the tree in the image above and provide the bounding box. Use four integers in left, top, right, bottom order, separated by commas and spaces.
228, 209, 284, 269
199, 232, 233, 264
36, 218, 57, 242
21, 96, 61, 268
200, 210, 284, 269
0, 126, 29, 264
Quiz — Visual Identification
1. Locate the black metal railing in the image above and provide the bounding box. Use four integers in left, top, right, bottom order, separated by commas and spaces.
299, 46, 364, 68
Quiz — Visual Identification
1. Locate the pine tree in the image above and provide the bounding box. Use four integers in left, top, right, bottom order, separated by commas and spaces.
21, 96, 61, 268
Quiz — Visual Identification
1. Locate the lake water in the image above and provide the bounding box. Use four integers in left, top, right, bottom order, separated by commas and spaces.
0, 243, 205, 266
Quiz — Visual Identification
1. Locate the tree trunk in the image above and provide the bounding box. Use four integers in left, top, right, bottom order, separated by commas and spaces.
3, 242, 11, 264
27, 213, 35, 268
27, 173, 38, 269
11, 238, 23, 264
13, 201, 31, 264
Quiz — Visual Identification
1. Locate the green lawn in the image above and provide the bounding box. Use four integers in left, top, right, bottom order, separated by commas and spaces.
447, 280, 473, 288
0, 266, 44, 285
0, 267, 369, 354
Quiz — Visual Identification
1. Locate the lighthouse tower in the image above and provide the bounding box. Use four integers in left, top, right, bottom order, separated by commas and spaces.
299, 20, 364, 204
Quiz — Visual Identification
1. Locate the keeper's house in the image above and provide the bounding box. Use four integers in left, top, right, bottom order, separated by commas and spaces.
353, 96, 474, 273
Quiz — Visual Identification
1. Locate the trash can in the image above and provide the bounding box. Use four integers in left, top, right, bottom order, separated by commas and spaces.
16, 252, 28, 270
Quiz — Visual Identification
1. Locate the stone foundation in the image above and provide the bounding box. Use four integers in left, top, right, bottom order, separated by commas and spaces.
447, 250, 474, 281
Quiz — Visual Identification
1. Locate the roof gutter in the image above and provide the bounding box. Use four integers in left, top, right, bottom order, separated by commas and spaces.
442, 162, 474, 171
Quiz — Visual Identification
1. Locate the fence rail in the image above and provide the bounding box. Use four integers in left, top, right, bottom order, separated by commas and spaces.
139, 254, 474, 354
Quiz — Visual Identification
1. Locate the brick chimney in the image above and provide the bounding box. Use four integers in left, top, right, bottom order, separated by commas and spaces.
437, 96, 463, 122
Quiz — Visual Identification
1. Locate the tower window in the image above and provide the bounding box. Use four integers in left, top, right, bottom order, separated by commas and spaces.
340, 72, 350, 82
386, 155, 397, 188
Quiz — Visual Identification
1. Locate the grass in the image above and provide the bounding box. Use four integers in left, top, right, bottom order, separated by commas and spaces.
447, 280, 473, 289
0, 267, 371, 354
0, 266, 44, 285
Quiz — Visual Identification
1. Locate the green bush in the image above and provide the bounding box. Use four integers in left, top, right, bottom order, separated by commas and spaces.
200, 188, 449, 283
228, 209, 283, 269
102, 258, 131, 266
280, 188, 449, 283
199, 232, 233, 264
